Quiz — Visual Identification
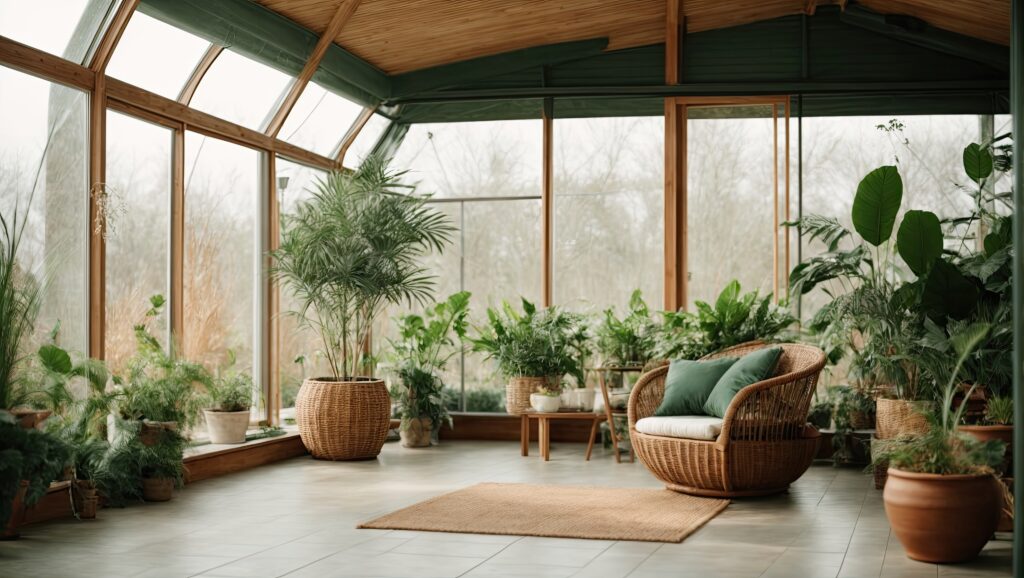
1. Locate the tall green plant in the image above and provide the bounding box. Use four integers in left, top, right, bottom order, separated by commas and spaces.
0, 208, 44, 410
389, 291, 470, 429
272, 156, 455, 379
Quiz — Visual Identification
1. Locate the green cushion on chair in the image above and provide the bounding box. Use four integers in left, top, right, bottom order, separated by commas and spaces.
653, 357, 739, 417
702, 347, 783, 418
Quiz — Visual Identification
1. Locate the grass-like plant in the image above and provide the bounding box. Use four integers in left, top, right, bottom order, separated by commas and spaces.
985, 396, 1013, 426
273, 155, 455, 380
0, 206, 44, 410
205, 371, 253, 412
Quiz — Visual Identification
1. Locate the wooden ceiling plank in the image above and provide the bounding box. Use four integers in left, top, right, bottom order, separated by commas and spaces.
265, 0, 362, 137
89, 0, 140, 73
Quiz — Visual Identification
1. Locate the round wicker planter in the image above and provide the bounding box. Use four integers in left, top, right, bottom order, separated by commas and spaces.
141, 477, 174, 502
876, 398, 931, 439
505, 376, 551, 415
295, 378, 390, 460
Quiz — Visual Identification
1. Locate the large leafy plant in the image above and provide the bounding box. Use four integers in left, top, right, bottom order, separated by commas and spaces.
471, 298, 589, 388
0, 412, 70, 526
596, 289, 657, 366
273, 156, 455, 380
389, 291, 470, 429
654, 280, 795, 360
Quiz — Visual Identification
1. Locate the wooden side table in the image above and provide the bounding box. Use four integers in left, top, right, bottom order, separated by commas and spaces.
594, 365, 644, 463
520, 411, 605, 461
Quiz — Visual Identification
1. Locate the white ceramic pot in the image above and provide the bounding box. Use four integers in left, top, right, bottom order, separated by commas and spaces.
561, 388, 595, 411
204, 409, 250, 444
530, 393, 561, 413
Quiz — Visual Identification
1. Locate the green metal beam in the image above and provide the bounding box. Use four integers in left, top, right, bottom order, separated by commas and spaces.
1012, 0, 1022, 575
390, 38, 609, 99
387, 79, 1009, 105
840, 5, 1010, 72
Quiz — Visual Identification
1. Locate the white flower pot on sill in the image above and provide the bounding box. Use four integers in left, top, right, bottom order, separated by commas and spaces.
530, 393, 561, 413
204, 409, 250, 444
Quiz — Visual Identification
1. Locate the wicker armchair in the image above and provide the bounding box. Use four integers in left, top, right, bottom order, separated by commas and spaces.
628, 342, 826, 497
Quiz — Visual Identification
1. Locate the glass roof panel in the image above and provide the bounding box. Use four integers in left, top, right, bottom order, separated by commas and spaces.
190, 49, 292, 131
0, 0, 116, 64
106, 12, 211, 100
278, 81, 364, 157
344, 113, 390, 168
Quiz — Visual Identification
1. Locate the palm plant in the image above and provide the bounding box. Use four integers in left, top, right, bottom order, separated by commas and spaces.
272, 155, 455, 380
596, 289, 657, 366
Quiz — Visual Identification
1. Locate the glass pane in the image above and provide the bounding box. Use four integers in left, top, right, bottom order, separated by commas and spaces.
279, 82, 363, 157
183, 132, 259, 373
390, 120, 542, 198
275, 157, 329, 415
686, 105, 777, 308
553, 117, 664, 312
344, 113, 389, 168
104, 111, 171, 373
106, 11, 210, 99
0, 65, 89, 352
0, 0, 115, 63
190, 49, 292, 130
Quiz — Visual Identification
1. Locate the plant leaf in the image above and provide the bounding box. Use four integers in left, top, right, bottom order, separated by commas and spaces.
921, 259, 979, 320
896, 210, 942, 276
852, 165, 903, 246
38, 344, 72, 374
963, 143, 993, 183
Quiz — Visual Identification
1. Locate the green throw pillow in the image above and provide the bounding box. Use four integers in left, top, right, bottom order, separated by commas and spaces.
654, 357, 739, 417
702, 347, 783, 418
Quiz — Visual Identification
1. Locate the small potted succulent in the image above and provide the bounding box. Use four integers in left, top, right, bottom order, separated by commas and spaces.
203, 371, 254, 444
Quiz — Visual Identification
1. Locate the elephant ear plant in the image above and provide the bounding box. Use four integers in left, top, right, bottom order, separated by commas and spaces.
388, 291, 470, 447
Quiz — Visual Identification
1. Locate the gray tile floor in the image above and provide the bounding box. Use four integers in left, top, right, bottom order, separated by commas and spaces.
0, 440, 1012, 578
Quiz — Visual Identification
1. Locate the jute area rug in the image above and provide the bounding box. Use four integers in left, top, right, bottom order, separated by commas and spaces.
358, 483, 729, 543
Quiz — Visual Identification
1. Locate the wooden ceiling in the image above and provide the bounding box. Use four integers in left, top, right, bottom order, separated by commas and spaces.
254, 0, 1011, 74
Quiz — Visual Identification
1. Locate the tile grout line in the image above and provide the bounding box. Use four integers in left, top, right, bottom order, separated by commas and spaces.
453, 535, 525, 577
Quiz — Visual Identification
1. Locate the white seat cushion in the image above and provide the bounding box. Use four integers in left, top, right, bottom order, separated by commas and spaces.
635, 416, 723, 441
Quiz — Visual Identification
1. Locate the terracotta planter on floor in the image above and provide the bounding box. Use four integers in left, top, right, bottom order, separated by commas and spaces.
295, 378, 390, 460
141, 478, 174, 502
400, 417, 433, 448
883, 468, 1000, 563
204, 409, 250, 444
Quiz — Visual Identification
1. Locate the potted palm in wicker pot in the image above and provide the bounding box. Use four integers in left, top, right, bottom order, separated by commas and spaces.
272, 157, 455, 460
388, 292, 470, 448
471, 299, 588, 415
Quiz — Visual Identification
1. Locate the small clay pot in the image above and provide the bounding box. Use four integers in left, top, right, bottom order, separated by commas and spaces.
399, 417, 433, 448
140, 420, 178, 447
959, 424, 1013, 473
74, 481, 98, 519
10, 408, 52, 430
141, 478, 174, 502
883, 468, 1000, 563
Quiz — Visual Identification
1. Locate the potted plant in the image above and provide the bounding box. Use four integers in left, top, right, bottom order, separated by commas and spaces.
529, 385, 562, 413
1, 412, 70, 538
117, 296, 207, 445
471, 298, 588, 415
591, 289, 654, 407
203, 371, 254, 444
878, 323, 1005, 563
272, 156, 455, 460
138, 431, 187, 502
388, 291, 470, 448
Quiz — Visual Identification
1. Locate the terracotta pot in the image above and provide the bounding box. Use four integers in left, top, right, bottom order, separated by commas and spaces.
2, 481, 28, 540
140, 420, 178, 447
203, 409, 250, 444
876, 398, 931, 439
74, 480, 98, 519
883, 468, 1000, 563
295, 378, 390, 460
959, 424, 1013, 473
141, 477, 174, 502
400, 417, 433, 448
10, 408, 51, 430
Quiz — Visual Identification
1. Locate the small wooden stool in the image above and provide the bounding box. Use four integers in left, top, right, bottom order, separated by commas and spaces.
520, 411, 605, 461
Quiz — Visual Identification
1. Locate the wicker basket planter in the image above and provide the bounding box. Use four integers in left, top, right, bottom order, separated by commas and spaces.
295, 378, 390, 460
876, 398, 931, 440
505, 377, 551, 415
141, 477, 174, 502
